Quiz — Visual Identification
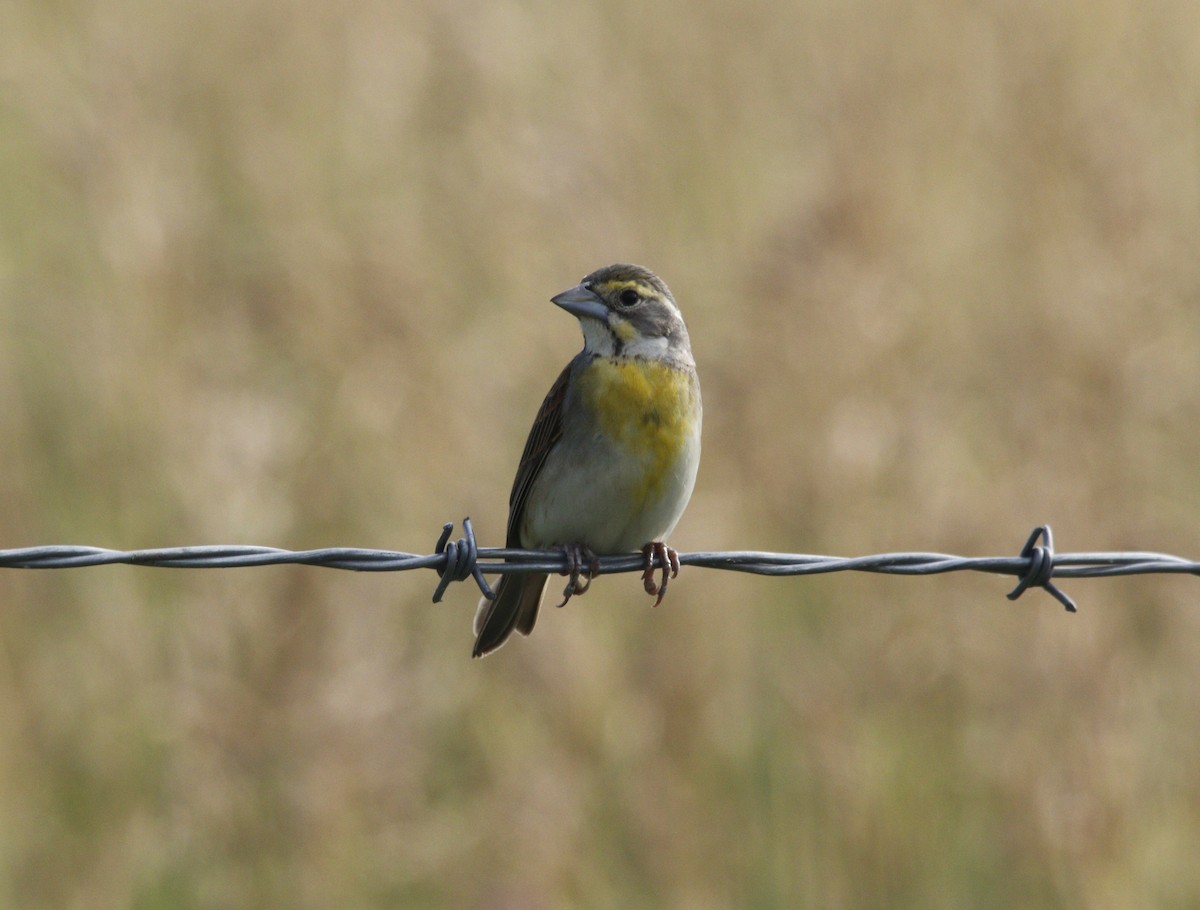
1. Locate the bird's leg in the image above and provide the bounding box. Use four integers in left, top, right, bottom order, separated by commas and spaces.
641, 542, 680, 607
555, 544, 600, 608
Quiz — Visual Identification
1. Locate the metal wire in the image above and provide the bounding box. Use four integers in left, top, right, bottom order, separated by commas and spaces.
3, 522, 1199, 612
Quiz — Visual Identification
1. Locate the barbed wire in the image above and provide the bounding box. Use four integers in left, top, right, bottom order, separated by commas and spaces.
3, 522, 1199, 612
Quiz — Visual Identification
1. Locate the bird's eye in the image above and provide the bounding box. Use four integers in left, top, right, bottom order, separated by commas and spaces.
618, 289, 640, 307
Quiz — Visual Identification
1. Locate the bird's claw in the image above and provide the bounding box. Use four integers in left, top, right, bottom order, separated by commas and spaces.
641, 542, 680, 607
555, 544, 600, 608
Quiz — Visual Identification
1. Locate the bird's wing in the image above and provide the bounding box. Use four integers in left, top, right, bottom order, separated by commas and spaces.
505, 357, 576, 547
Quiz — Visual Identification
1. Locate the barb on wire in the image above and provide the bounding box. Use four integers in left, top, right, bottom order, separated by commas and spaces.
431, 518, 495, 603
1006, 525, 1076, 612
2, 523, 1199, 612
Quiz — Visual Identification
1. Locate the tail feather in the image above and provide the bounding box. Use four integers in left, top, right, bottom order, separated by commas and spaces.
472, 573, 548, 657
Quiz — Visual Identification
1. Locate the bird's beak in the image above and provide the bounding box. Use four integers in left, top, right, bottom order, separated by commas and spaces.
551, 284, 609, 323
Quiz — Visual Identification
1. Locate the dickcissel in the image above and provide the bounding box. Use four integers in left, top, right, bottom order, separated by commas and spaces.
473, 264, 702, 657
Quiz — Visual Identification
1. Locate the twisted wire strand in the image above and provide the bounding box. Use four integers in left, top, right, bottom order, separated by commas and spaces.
2, 522, 1199, 612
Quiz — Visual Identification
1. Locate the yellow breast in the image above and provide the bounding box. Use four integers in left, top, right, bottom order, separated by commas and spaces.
575, 358, 700, 504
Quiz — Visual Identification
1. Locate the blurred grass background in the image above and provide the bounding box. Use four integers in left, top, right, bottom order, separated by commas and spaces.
2, 0, 1199, 906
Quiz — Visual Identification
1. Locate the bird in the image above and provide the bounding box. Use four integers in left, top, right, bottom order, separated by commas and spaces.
472, 264, 702, 657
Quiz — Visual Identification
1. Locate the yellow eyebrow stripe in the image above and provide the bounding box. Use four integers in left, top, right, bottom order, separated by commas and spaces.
595, 279, 658, 298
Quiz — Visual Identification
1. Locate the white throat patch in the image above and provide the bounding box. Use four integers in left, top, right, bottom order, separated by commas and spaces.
578, 316, 616, 356
620, 333, 670, 358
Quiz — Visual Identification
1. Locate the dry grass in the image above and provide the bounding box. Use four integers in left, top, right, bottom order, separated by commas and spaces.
2, 0, 1199, 906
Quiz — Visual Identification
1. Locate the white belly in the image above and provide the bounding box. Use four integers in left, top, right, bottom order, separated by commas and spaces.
520, 421, 701, 554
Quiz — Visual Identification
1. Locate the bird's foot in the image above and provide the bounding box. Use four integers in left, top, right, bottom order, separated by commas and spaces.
555, 544, 600, 608
641, 542, 680, 607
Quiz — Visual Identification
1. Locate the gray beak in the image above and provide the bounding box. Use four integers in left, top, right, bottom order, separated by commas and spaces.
551, 284, 609, 323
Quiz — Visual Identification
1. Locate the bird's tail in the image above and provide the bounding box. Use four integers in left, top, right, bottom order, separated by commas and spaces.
472, 572, 548, 657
